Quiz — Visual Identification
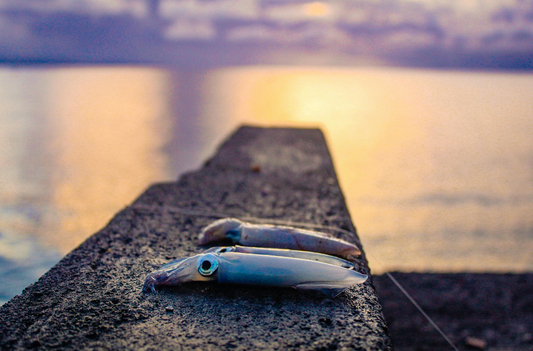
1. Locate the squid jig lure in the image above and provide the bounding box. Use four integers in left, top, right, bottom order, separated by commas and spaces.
143, 246, 367, 297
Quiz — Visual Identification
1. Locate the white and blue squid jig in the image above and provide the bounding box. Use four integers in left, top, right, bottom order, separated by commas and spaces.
143, 246, 367, 297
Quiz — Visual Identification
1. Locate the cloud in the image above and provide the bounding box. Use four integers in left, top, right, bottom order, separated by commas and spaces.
160, 0, 258, 20
0, 14, 30, 43
0, 0, 146, 16
382, 30, 439, 49
226, 24, 276, 42
164, 17, 216, 40
1, 0, 533, 68
264, 2, 338, 24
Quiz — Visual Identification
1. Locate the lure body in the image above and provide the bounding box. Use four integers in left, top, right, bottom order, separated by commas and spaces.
198, 218, 361, 259
143, 246, 367, 297
204, 246, 355, 269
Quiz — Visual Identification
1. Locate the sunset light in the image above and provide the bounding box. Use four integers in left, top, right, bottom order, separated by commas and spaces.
303, 2, 330, 17
2, 1, 533, 347
46, 68, 170, 253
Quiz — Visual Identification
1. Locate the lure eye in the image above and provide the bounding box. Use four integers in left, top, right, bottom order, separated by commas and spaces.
197, 254, 219, 276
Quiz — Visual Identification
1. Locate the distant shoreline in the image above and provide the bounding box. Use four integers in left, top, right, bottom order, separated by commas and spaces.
2, 43, 533, 71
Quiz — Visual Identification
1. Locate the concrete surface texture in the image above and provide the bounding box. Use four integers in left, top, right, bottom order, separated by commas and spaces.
0, 126, 392, 350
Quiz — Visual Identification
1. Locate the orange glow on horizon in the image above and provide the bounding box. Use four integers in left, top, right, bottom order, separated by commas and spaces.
15, 65, 533, 274
205, 67, 429, 211
45, 68, 171, 253
205, 66, 533, 273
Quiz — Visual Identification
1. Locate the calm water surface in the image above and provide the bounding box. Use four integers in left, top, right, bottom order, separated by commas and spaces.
1, 65, 533, 304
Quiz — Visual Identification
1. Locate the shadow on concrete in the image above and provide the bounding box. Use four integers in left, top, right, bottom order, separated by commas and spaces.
374, 272, 533, 351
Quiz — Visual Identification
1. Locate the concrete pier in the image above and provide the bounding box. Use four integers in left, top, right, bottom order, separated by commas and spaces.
0, 126, 392, 350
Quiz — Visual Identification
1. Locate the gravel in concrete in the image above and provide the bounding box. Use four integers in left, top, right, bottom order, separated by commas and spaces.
0, 126, 392, 350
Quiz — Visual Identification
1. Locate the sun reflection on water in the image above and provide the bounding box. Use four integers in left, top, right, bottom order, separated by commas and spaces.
2, 66, 533, 284
204, 67, 533, 273
44, 68, 171, 253
204, 66, 432, 222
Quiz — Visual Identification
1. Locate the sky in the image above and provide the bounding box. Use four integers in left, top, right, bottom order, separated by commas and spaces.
1, 0, 533, 67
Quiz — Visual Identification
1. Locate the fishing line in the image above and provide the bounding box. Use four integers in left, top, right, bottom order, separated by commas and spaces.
367, 253, 460, 351
129, 203, 459, 350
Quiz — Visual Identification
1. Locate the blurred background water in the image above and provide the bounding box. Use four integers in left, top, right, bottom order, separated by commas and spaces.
2, 0, 533, 305
2, 66, 533, 305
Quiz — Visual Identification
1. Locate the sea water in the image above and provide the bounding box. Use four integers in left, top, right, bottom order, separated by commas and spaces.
1, 65, 533, 305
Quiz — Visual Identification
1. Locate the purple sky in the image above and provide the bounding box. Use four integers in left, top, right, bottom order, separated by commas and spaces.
1, 0, 533, 68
